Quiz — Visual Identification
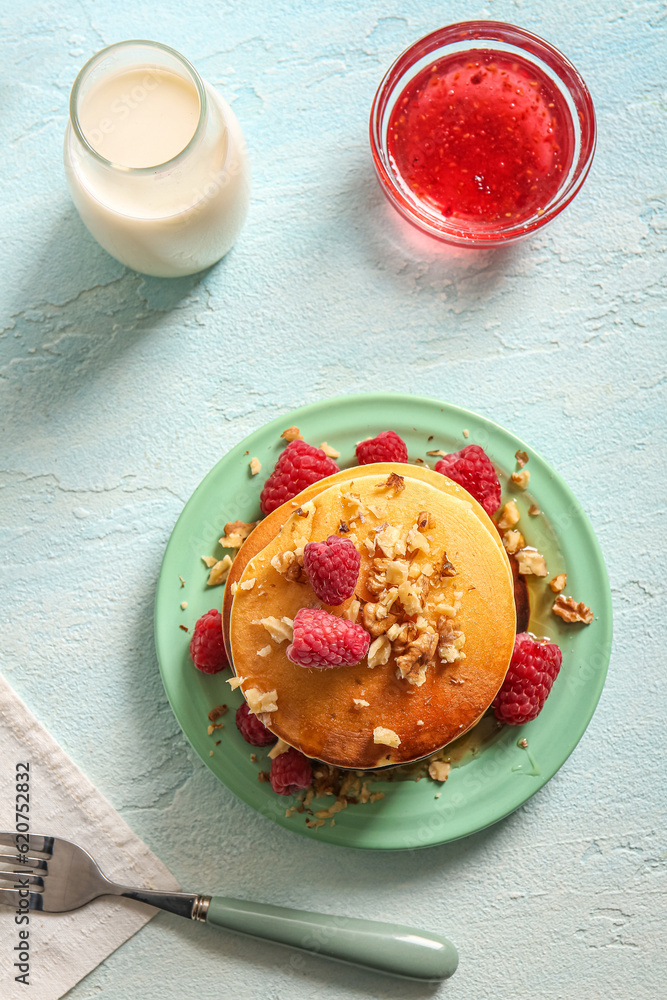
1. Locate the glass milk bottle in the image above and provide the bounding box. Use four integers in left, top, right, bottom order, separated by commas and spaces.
64, 40, 250, 278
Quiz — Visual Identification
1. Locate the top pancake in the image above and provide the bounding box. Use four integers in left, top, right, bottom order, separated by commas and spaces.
228, 471, 516, 768
222, 462, 511, 654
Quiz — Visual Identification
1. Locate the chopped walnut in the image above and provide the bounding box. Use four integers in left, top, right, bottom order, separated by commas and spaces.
343, 599, 361, 622
268, 739, 290, 759
417, 511, 435, 531
439, 552, 457, 578
515, 449, 529, 468
528, 504, 541, 516
498, 500, 520, 530
226, 675, 245, 691
374, 524, 406, 558
395, 630, 438, 681
549, 573, 567, 594
255, 616, 294, 643
240, 578, 256, 591
319, 441, 340, 458
502, 530, 525, 555
511, 469, 530, 490
257, 645, 272, 657
397, 580, 423, 616
436, 617, 466, 662
366, 557, 390, 596
249, 457, 261, 476
201, 555, 218, 568
426, 449, 447, 457
515, 547, 548, 577
373, 726, 401, 748
352, 698, 370, 709
367, 635, 392, 668
389, 621, 418, 656
462, 429, 469, 438
363, 603, 397, 637
552, 595, 594, 624
406, 525, 430, 555
270, 548, 306, 583
378, 472, 405, 494
378, 586, 399, 609
338, 520, 350, 533
245, 687, 278, 715
207, 555, 233, 586
219, 520, 257, 548
281, 426, 303, 442
208, 704, 228, 722
428, 760, 451, 782
385, 559, 409, 586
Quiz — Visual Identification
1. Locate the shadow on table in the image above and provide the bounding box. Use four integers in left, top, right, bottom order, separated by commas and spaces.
1, 207, 215, 431
330, 157, 519, 313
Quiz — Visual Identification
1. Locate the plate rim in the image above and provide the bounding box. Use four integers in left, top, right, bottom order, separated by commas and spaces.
154, 391, 613, 850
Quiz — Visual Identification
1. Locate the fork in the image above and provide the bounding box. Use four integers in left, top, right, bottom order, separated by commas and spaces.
0, 833, 457, 981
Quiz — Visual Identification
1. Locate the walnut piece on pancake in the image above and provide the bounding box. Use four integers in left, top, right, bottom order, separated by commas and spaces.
377, 472, 405, 494
515, 547, 548, 577
270, 547, 306, 583
436, 616, 466, 663
245, 687, 278, 716
374, 523, 406, 559
373, 726, 401, 748
255, 616, 294, 643
268, 738, 290, 759
552, 595, 594, 624
343, 599, 361, 622
362, 602, 397, 637
395, 630, 438, 686
367, 635, 392, 669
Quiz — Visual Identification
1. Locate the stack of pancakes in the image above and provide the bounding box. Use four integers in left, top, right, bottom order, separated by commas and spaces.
223, 464, 516, 769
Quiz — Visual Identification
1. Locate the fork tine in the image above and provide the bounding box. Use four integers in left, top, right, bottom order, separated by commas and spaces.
0, 887, 43, 911
0, 870, 44, 889
0, 854, 48, 872
0, 833, 53, 855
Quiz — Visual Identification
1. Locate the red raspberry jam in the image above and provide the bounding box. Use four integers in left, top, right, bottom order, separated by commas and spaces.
387, 50, 575, 227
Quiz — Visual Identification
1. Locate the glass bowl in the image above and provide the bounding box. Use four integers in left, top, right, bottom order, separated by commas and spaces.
369, 21, 596, 247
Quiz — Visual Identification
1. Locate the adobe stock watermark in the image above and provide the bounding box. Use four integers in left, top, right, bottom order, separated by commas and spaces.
9, 763, 32, 987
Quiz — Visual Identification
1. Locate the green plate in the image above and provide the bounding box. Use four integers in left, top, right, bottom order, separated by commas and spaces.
155, 393, 612, 850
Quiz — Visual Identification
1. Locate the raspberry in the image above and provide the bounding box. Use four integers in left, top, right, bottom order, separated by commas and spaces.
356, 430, 408, 465
287, 608, 370, 668
189, 609, 228, 674
270, 747, 313, 796
493, 632, 563, 725
235, 702, 276, 746
434, 444, 501, 516
260, 440, 339, 515
303, 535, 360, 605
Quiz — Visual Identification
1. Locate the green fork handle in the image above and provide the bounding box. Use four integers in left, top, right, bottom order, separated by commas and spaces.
205, 896, 458, 981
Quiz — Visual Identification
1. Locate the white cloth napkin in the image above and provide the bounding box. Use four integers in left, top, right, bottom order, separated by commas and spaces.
0, 672, 180, 1000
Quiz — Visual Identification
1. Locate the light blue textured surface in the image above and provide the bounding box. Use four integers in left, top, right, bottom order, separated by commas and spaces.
1, 1, 665, 998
